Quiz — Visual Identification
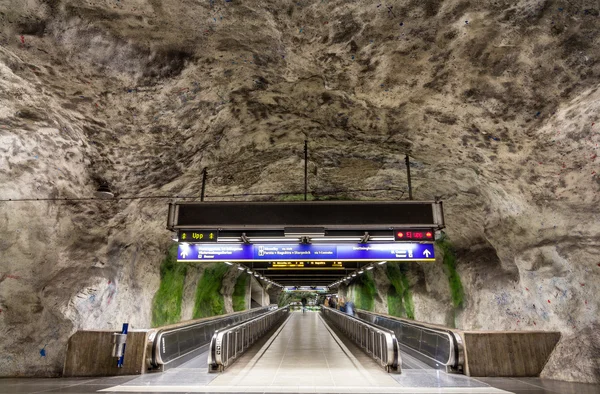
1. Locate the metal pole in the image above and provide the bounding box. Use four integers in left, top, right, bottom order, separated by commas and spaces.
201, 168, 207, 202
405, 154, 413, 200
304, 140, 308, 201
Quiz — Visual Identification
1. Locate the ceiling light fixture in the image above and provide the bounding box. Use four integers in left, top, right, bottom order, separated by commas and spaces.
311, 237, 362, 242
378, 261, 388, 265
370, 236, 395, 241
247, 237, 301, 242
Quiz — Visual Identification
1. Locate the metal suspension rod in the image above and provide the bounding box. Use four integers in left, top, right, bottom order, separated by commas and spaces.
201, 168, 208, 202
405, 154, 413, 200
304, 140, 308, 201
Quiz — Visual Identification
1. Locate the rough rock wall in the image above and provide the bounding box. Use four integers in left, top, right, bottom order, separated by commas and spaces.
180, 264, 204, 321
0, 0, 599, 382
220, 265, 240, 314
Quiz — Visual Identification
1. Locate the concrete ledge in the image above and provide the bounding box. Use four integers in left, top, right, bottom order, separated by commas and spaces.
355, 309, 561, 377
63, 308, 272, 377
63, 330, 150, 377
462, 331, 561, 377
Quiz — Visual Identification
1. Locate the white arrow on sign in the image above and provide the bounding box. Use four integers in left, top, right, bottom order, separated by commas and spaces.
181, 251, 189, 258
423, 249, 431, 258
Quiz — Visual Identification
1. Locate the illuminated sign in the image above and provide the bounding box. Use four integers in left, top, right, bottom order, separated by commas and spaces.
285, 286, 328, 292
177, 243, 435, 262
269, 261, 345, 269
178, 230, 218, 243
393, 228, 434, 242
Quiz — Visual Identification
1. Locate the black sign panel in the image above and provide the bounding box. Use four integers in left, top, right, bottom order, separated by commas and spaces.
170, 201, 443, 230
178, 230, 218, 243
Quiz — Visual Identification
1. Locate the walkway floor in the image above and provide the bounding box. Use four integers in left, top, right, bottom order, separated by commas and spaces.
1, 311, 599, 393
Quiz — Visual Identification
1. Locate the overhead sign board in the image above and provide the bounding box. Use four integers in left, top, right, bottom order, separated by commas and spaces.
178, 230, 219, 243
177, 243, 435, 262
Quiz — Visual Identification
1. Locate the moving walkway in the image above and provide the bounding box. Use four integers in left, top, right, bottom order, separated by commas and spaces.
356, 309, 464, 373
204, 305, 461, 376
149, 306, 275, 370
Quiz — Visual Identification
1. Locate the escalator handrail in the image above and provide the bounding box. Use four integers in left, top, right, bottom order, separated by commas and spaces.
208, 305, 290, 372
321, 306, 401, 373
151, 306, 272, 367
356, 309, 464, 370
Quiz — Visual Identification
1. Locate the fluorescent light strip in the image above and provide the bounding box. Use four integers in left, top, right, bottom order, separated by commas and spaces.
248, 238, 300, 242
216, 237, 395, 243
311, 237, 362, 242
370, 236, 395, 241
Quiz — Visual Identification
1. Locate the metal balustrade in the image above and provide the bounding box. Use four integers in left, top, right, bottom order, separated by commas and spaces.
321, 307, 401, 373
356, 310, 464, 373
151, 306, 273, 368
208, 306, 290, 372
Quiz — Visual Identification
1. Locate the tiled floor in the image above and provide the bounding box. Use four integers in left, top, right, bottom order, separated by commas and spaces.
208, 311, 400, 388
0, 311, 599, 393
476, 377, 600, 394
104, 312, 508, 393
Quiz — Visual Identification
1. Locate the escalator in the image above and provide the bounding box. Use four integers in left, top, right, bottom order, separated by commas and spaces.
149, 306, 274, 370
355, 310, 465, 373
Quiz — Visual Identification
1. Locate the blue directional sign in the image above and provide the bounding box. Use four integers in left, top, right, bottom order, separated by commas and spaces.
177, 243, 435, 262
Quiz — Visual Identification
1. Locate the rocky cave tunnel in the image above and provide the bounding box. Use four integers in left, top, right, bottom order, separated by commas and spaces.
0, 0, 599, 385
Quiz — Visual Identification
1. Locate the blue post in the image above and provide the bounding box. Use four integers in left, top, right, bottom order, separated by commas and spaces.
117, 323, 129, 368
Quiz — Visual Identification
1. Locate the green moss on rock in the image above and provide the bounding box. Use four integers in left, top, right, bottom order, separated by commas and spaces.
353, 271, 377, 311
385, 262, 415, 319
387, 285, 404, 317
232, 274, 248, 311
436, 234, 465, 309
151, 245, 187, 327
192, 263, 230, 318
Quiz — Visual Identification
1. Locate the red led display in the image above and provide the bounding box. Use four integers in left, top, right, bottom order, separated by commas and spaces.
394, 229, 434, 242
